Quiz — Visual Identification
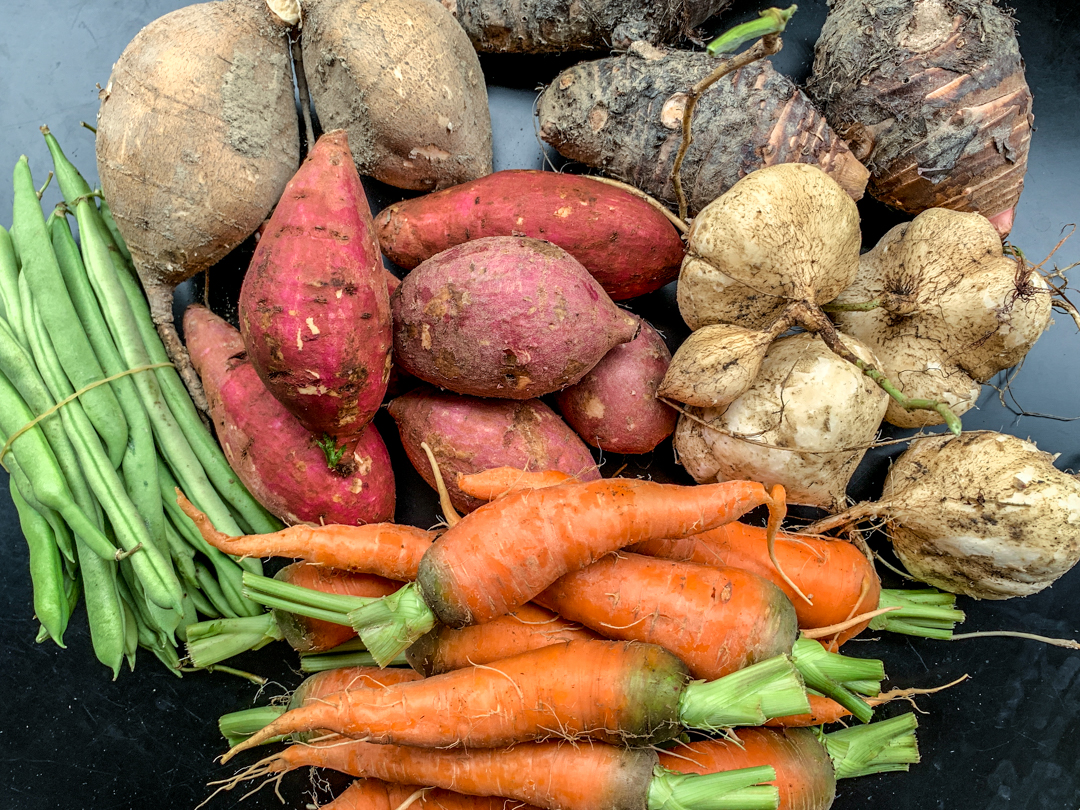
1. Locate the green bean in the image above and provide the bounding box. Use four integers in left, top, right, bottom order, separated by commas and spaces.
117, 547, 180, 646
0, 226, 26, 348
75, 536, 127, 679
18, 276, 183, 612
49, 214, 165, 552
162, 519, 200, 592
10, 156, 127, 468
4, 440, 77, 567
9, 476, 69, 646
192, 561, 240, 621
184, 578, 221, 621
41, 129, 280, 539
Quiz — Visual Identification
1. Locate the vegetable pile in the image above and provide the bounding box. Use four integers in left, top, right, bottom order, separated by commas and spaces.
2, 0, 1078, 808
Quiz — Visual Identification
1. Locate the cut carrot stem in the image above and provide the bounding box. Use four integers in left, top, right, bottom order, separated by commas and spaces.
823, 712, 920, 778
789, 637, 883, 725
868, 589, 966, 639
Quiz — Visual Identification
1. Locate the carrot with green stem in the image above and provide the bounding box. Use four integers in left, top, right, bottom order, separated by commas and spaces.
220, 638, 809, 761
215, 736, 782, 810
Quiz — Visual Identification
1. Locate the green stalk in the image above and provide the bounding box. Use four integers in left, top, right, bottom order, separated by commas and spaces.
791, 637, 882, 724
300, 647, 392, 673
218, 706, 290, 748
350, 583, 436, 667
821, 712, 920, 779
241, 571, 372, 623
870, 589, 966, 640
706, 5, 796, 55
677, 655, 810, 730
184, 613, 284, 668
648, 765, 779, 810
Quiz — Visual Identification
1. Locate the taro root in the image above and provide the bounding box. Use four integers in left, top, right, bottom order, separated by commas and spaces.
536, 44, 869, 219
807, 0, 1033, 235
391, 236, 639, 399
815, 431, 1080, 600
673, 332, 890, 510
831, 208, 1051, 429
446, 0, 732, 53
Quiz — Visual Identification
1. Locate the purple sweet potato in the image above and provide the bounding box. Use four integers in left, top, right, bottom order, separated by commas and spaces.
185, 304, 395, 526
374, 170, 685, 301
239, 129, 392, 442
553, 316, 676, 454
388, 385, 601, 513
392, 236, 640, 399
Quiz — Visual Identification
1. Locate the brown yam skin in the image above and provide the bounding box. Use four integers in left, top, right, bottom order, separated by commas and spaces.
537, 44, 869, 217
447, 0, 730, 53
554, 315, 676, 454
184, 304, 396, 526
239, 130, 392, 441
375, 170, 685, 301
392, 236, 640, 399
301, 0, 492, 191
807, 0, 1032, 226
387, 385, 600, 514
95, 0, 299, 404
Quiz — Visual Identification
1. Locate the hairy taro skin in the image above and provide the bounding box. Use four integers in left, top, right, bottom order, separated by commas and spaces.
537, 45, 868, 217
807, 0, 1033, 225
375, 170, 686, 301
553, 315, 677, 454
392, 236, 640, 399
184, 305, 396, 526
239, 130, 392, 441
387, 385, 601, 514
301, 0, 492, 191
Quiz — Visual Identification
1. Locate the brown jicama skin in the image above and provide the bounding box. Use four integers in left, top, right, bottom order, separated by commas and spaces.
301, 0, 492, 190
807, 0, 1032, 235
183, 304, 396, 525
831, 208, 1051, 429
446, 0, 731, 52
536, 43, 869, 218
553, 315, 677, 454
239, 130, 392, 442
95, 0, 300, 408
388, 385, 600, 514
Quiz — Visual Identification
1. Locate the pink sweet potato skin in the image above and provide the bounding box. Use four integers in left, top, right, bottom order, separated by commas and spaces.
392, 236, 640, 399
375, 170, 685, 300
387, 385, 600, 513
239, 129, 392, 441
554, 316, 676, 454
184, 304, 395, 526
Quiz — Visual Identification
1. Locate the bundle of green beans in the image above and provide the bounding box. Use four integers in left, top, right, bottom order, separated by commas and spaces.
0, 129, 283, 678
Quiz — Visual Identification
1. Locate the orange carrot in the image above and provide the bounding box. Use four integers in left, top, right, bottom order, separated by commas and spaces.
217, 737, 779, 810
177, 490, 435, 579
764, 693, 856, 727
322, 780, 545, 810
406, 602, 599, 676
221, 639, 808, 760
535, 552, 798, 680
629, 523, 881, 647
454, 468, 576, 502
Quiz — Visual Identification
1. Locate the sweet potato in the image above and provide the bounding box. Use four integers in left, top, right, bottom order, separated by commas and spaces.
447, 0, 732, 53
391, 236, 639, 399
95, 0, 300, 407
239, 130, 392, 442
184, 304, 395, 526
300, 0, 492, 190
553, 315, 676, 454
537, 43, 869, 218
388, 385, 600, 513
374, 170, 685, 301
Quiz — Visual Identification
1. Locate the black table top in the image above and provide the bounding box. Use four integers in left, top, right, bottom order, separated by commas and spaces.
2, 1, 1079, 808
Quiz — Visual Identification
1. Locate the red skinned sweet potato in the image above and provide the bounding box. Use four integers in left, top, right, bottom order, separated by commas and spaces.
375, 170, 685, 301
387, 385, 600, 513
554, 315, 676, 454
239, 129, 392, 442
392, 236, 639, 399
184, 303, 395, 526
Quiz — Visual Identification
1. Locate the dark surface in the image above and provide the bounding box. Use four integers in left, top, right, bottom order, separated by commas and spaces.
2, 1, 1079, 808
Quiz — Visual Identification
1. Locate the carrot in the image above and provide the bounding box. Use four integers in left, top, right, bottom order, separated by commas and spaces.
176, 490, 435, 580
764, 693, 859, 728
406, 602, 600, 676
321, 779, 546, 810
353, 475, 786, 663
452, 467, 577, 502
220, 639, 809, 760
535, 551, 798, 680
658, 713, 920, 810
216, 737, 781, 810
185, 562, 402, 667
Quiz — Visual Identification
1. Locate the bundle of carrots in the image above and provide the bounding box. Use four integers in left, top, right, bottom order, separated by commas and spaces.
181, 465, 931, 809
